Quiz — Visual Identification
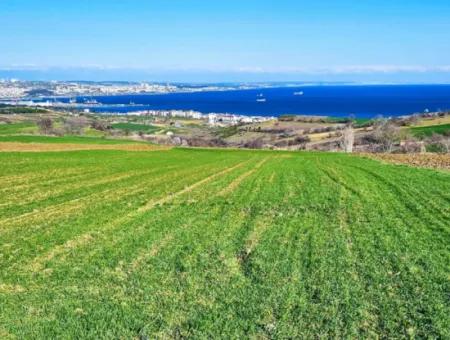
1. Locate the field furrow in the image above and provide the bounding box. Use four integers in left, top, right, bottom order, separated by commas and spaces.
0, 149, 448, 339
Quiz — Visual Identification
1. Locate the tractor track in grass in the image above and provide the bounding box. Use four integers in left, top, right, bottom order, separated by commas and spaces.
107, 159, 267, 278
0, 168, 166, 216
0, 167, 172, 227
216, 157, 270, 197
0, 167, 96, 189
347, 163, 449, 232
137, 159, 250, 213
0, 161, 239, 268
0, 168, 169, 238
23, 160, 250, 274
347, 174, 447, 337
0, 168, 105, 206
1, 150, 449, 338
3, 160, 259, 292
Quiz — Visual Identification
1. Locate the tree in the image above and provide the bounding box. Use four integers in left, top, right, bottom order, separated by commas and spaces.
373, 119, 401, 153
37, 117, 53, 134
341, 125, 354, 153
91, 120, 110, 131
64, 116, 89, 135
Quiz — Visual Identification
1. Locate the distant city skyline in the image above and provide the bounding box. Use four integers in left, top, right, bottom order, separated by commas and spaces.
2, 0, 450, 82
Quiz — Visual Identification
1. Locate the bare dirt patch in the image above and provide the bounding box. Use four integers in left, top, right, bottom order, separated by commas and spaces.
361, 153, 450, 170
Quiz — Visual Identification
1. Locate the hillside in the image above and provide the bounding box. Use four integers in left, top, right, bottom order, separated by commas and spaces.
1, 109, 449, 152
0, 147, 449, 338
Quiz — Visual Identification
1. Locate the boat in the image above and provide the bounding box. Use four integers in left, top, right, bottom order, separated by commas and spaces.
293, 91, 304, 96
256, 98, 267, 102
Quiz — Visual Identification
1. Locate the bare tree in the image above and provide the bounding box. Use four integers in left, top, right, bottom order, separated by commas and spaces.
91, 120, 110, 131
341, 125, 354, 153
373, 119, 401, 153
37, 117, 53, 134
64, 116, 89, 135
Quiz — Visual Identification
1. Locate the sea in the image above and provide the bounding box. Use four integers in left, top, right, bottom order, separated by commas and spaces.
52, 84, 450, 119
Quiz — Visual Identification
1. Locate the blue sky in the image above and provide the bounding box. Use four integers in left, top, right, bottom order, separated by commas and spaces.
1, 0, 450, 82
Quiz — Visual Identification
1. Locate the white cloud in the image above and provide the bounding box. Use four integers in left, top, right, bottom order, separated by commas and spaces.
1, 64, 450, 75
230, 65, 450, 74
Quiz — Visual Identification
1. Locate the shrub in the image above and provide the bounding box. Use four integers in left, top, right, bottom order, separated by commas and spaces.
372, 119, 402, 153
91, 120, 111, 131
426, 134, 450, 153
243, 138, 264, 149
294, 135, 311, 144
64, 116, 89, 135
37, 117, 53, 134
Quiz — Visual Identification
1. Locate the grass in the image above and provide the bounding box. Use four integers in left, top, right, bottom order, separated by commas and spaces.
0, 135, 144, 144
0, 122, 37, 135
111, 122, 160, 134
410, 123, 450, 138
216, 125, 240, 138
326, 117, 373, 128
0, 148, 449, 338
0, 106, 49, 114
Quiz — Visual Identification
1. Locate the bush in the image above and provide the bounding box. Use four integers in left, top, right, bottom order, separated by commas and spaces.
278, 115, 296, 122
243, 138, 264, 149
51, 128, 65, 137
37, 117, 53, 134
64, 116, 89, 135
372, 119, 402, 153
91, 120, 111, 131
274, 140, 288, 147
186, 137, 227, 147
294, 135, 311, 144
425, 134, 450, 153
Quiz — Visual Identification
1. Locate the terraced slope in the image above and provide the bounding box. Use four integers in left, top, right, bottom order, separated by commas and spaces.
0, 148, 449, 338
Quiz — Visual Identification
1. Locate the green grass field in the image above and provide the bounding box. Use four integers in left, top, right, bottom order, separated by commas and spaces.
0, 148, 449, 338
111, 122, 160, 134
0, 135, 143, 144
410, 123, 450, 138
0, 122, 37, 135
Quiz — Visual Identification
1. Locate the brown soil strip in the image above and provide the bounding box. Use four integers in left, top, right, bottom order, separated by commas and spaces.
360, 153, 450, 170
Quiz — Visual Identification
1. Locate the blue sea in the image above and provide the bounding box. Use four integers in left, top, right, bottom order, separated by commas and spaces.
60, 85, 450, 118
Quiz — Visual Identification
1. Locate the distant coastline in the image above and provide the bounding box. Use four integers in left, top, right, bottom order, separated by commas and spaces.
37, 84, 450, 119
2, 82, 450, 119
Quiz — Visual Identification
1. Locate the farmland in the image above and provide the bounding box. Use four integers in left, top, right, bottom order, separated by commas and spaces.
410, 123, 450, 138
111, 122, 160, 134
0, 147, 449, 338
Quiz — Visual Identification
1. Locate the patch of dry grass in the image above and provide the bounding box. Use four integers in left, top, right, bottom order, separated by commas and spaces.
360, 153, 450, 170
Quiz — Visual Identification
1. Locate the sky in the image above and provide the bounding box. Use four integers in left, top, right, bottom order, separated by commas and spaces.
1, 0, 450, 82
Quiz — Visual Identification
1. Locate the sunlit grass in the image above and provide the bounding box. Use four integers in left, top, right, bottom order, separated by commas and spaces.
0, 148, 448, 338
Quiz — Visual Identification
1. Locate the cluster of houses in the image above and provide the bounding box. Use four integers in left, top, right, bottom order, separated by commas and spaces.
129, 109, 274, 126
206, 113, 275, 126
129, 109, 203, 119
